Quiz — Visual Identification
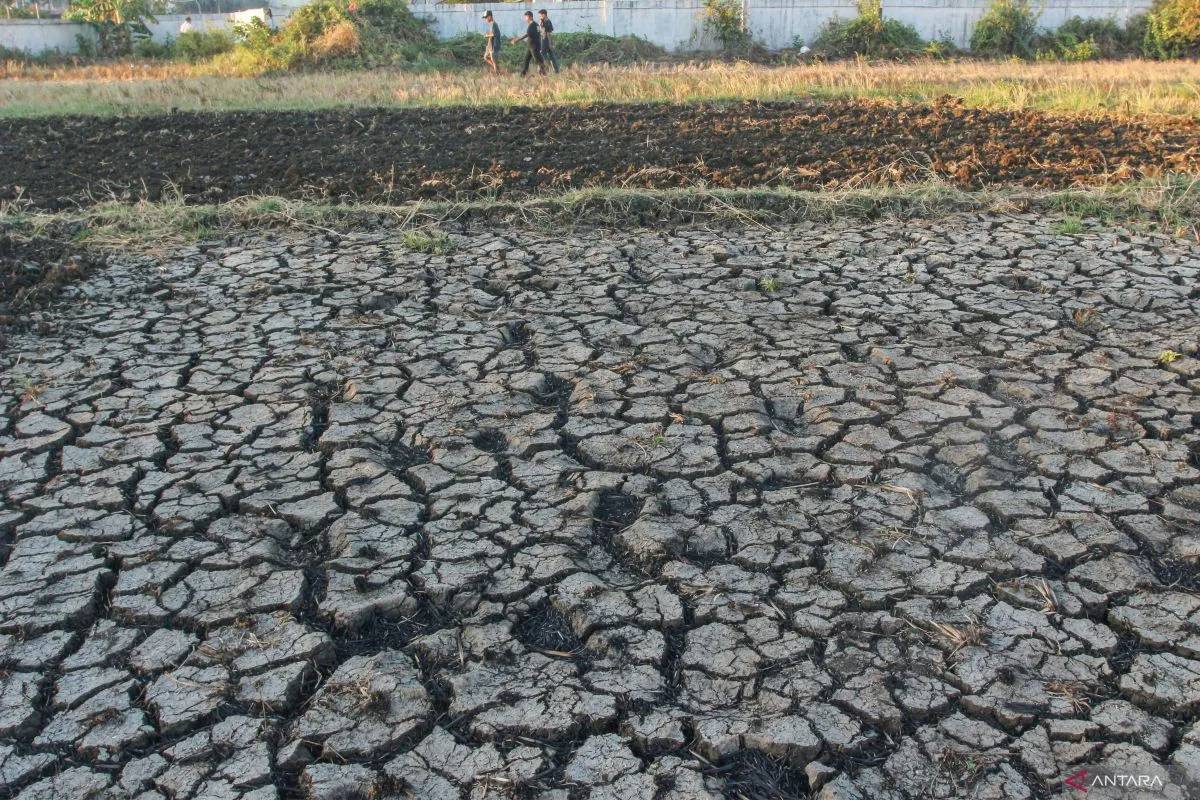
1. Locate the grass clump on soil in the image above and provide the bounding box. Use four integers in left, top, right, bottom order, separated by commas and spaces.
400, 228, 454, 254
811, 0, 938, 58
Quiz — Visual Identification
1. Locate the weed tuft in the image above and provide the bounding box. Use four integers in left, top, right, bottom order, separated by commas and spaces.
1156, 349, 1181, 365
400, 229, 454, 254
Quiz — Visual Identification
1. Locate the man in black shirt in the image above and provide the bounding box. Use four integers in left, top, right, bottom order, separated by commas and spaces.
511, 10, 547, 76
538, 9, 561, 74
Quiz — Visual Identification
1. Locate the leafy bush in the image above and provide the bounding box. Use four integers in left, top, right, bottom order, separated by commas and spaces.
1034, 16, 1144, 59
1054, 15, 1135, 55
970, 0, 1039, 57
1125, 13, 1151, 51
703, 0, 750, 52
132, 36, 174, 58
1143, 0, 1200, 57
209, 0, 435, 73
131, 30, 234, 62
174, 29, 236, 61
1036, 34, 1100, 60
813, 0, 926, 57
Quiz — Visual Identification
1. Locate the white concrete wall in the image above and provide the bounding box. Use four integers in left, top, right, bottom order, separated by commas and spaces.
0, 17, 93, 52
889, 0, 1148, 45
0, 9, 270, 53
745, 0, 857, 49
412, 0, 718, 51
1, 0, 1155, 55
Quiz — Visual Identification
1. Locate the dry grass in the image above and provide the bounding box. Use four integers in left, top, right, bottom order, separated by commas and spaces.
2, 58, 1199, 118
4, 176, 1196, 257
1045, 680, 1094, 713
312, 21, 362, 61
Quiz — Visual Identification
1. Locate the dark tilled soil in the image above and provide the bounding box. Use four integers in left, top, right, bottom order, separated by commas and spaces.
0, 231, 97, 320
2, 98, 1198, 208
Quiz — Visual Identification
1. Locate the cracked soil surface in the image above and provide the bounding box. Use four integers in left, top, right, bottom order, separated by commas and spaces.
1, 213, 1200, 799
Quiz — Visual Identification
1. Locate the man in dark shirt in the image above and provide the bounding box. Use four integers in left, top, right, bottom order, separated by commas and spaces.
538, 9, 560, 74
510, 10, 547, 77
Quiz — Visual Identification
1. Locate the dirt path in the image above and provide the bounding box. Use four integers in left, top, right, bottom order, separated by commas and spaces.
2, 99, 1198, 208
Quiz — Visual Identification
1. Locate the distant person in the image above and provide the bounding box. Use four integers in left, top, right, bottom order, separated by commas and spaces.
482, 10, 501, 75
179, 15, 193, 33
537, 9, 560, 74
264, 7, 277, 30
511, 10, 546, 77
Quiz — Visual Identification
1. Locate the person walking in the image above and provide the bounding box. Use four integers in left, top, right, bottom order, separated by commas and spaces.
538, 9, 560, 74
511, 10, 546, 77
482, 10, 501, 75
179, 15, 194, 33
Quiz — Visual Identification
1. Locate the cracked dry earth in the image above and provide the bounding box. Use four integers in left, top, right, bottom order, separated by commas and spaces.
1, 213, 1200, 800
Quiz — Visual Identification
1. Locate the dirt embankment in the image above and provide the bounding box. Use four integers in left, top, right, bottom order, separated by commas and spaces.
2, 98, 1198, 208
0, 232, 98, 322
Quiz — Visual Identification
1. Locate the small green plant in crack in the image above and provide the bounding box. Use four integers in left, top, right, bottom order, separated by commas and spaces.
1156, 349, 1181, 366
13, 372, 47, 405
400, 229, 455, 255
631, 429, 669, 455
1053, 215, 1085, 234
759, 276, 780, 293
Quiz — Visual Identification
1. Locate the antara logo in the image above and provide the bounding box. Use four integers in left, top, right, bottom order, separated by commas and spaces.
1064, 770, 1089, 792
1063, 768, 1167, 793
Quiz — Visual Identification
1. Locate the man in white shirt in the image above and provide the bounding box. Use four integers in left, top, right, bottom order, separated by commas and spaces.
179, 16, 194, 33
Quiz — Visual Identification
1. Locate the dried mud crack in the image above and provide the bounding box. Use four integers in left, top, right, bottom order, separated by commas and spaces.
2, 99, 1199, 209
1, 213, 1199, 799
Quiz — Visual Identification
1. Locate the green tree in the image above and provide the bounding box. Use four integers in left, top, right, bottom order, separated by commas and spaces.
1143, 0, 1200, 56
65, 0, 164, 56
703, 0, 750, 52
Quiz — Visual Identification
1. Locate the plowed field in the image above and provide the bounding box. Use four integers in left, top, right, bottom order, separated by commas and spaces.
3, 98, 1197, 208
